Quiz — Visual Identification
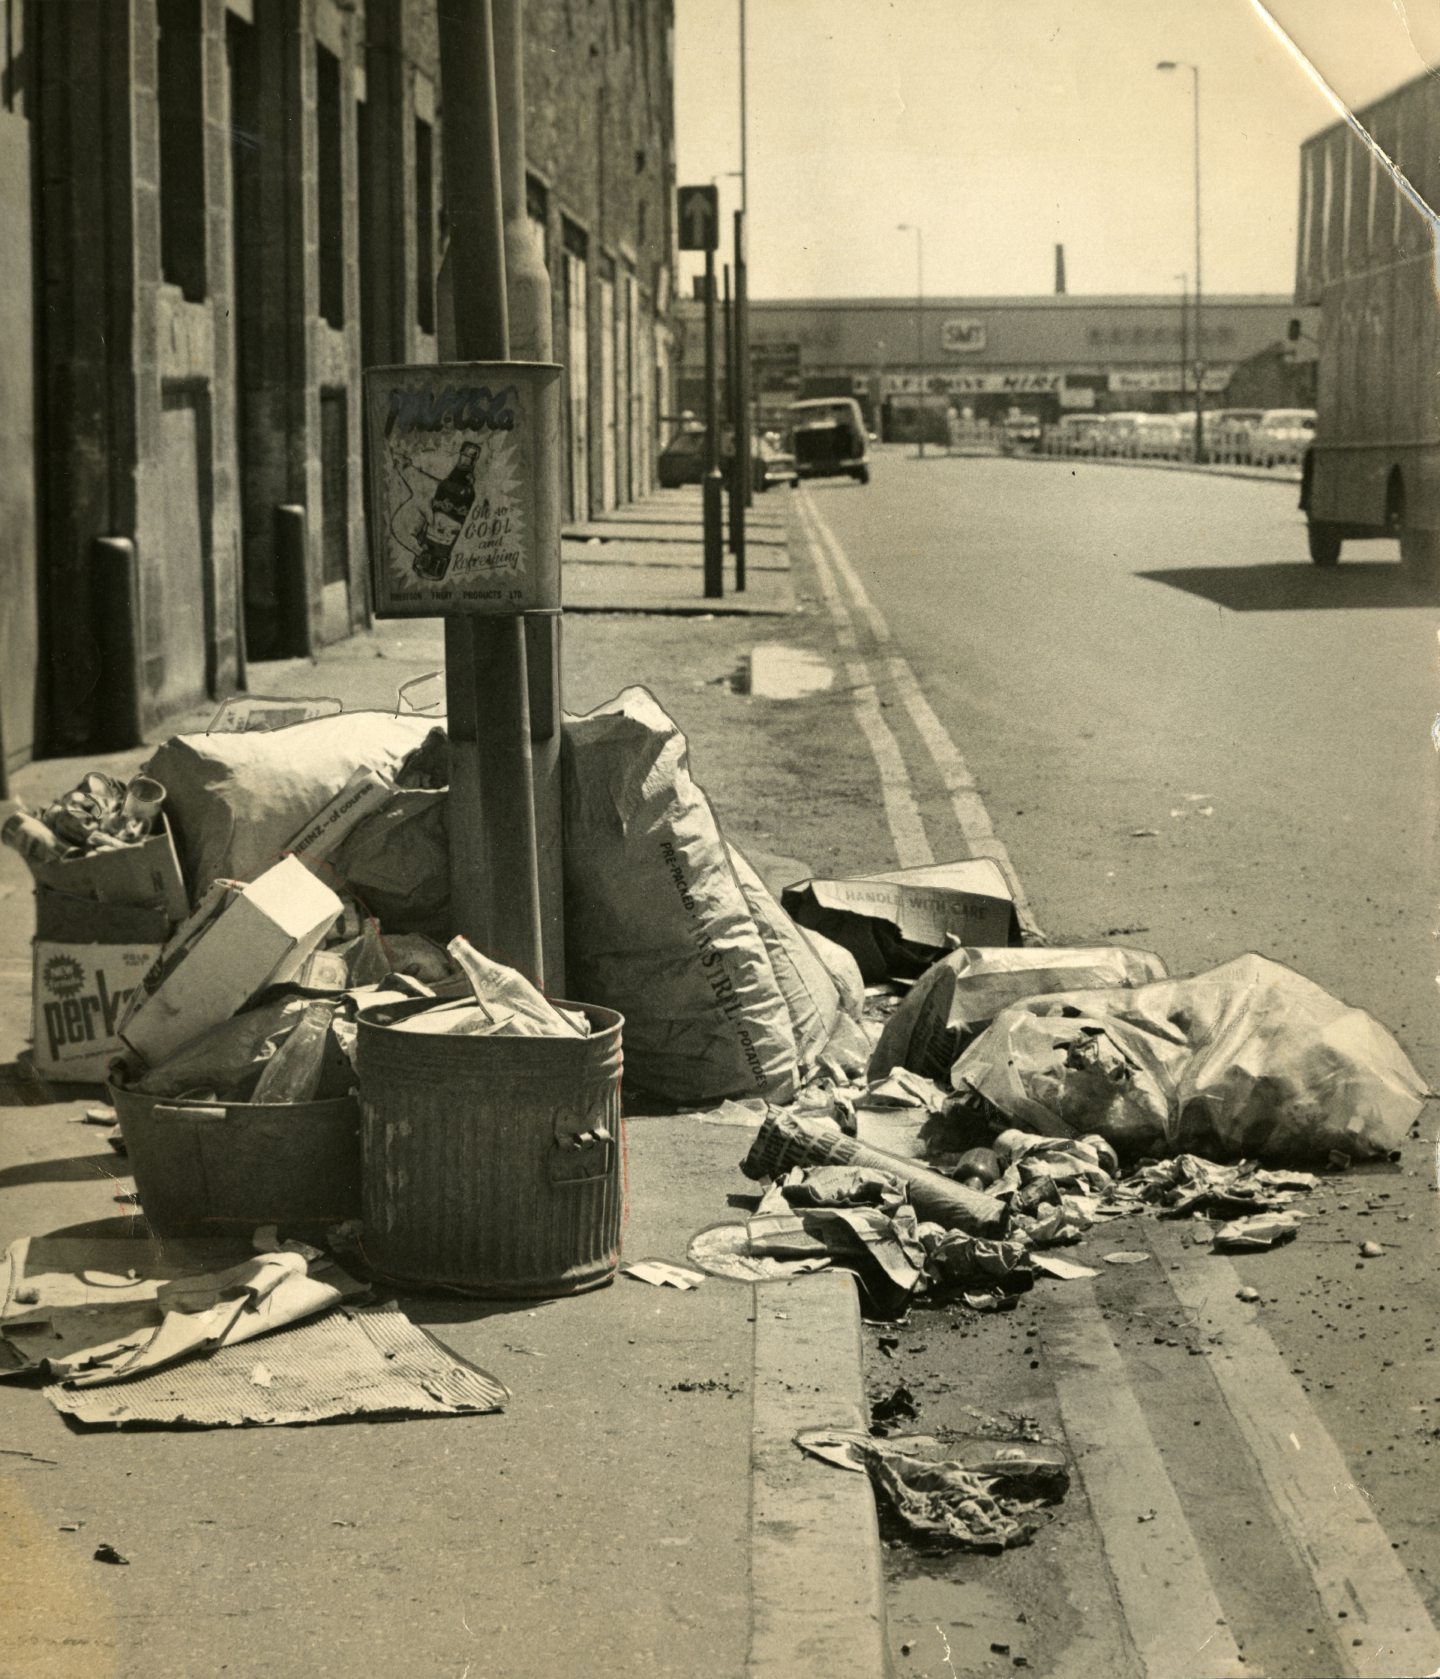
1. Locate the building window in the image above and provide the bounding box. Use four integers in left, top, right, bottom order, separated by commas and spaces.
316, 46, 345, 328
415, 117, 435, 335
158, 0, 207, 301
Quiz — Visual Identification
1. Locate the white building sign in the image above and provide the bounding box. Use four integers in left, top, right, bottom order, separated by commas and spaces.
941, 318, 988, 354
1110, 367, 1232, 394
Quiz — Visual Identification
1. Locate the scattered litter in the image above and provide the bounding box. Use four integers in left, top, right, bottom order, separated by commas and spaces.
1104, 1251, 1150, 1266
869, 1384, 919, 1430
1030, 1254, 1099, 1282
696, 1098, 769, 1129
1360, 1240, 1386, 1259
1129, 829, 1160, 839
79, 1271, 141, 1289
796, 1429, 1069, 1551
924, 1233, 1032, 1294
742, 1109, 1006, 1235
688, 1221, 832, 1283
113, 1192, 141, 1207
1212, 1212, 1300, 1252
92, 1544, 129, 1565
82, 1106, 118, 1126
622, 1260, 706, 1290
0, 1448, 58, 1465
58, 1521, 83, 1532
1137, 1510, 1157, 1524
1236, 1286, 1260, 1302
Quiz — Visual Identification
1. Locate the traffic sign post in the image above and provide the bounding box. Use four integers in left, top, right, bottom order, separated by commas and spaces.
680, 184, 724, 599
733, 209, 750, 589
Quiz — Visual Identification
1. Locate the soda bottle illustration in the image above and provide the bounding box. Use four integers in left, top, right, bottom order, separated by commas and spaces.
415, 441, 480, 580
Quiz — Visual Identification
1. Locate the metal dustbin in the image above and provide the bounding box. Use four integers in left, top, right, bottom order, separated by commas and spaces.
354, 998, 624, 1298
107, 1082, 362, 1237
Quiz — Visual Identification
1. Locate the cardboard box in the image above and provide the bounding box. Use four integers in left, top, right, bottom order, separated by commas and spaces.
32, 937, 166, 1084
118, 856, 344, 1068
26, 817, 189, 923
782, 859, 1020, 984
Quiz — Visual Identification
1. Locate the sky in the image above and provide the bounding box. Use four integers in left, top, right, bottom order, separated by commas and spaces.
673, 0, 1440, 302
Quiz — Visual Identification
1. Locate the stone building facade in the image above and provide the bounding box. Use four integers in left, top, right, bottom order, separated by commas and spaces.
0, 0, 676, 779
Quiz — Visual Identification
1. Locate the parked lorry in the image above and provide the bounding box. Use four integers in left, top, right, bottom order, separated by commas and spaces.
1297, 73, 1440, 578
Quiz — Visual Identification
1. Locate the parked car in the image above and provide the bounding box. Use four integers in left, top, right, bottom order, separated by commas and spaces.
1094, 412, 1147, 457
657, 424, 705, 488
786, 397, 870, 484
1049, 413, 1106, 455
657, 425, 797, 492
1205, 407, 1266, 464
1248, 408, 1316, 468
1132, 414, 1185, 460
999, 413, 1042, 453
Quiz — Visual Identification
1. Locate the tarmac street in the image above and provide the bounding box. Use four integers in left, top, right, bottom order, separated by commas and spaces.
793, 449, 1440, 1677
1, 460, 1438, 1677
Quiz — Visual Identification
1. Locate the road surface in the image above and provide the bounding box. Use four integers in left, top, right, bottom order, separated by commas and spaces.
793, 450, 1440, 1679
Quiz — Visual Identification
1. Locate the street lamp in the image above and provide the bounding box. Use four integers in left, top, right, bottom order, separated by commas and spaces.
897, 223, 925, 457
1157, 60, 1204, 460
1175, 271, 1189, 423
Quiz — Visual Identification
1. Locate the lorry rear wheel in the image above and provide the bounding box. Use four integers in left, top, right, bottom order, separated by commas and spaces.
1307, 522, 1342, 567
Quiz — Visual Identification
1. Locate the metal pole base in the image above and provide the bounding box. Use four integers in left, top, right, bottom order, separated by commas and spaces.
703, 472, 725, 598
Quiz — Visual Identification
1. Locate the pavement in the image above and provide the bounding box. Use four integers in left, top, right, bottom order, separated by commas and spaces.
561, 486, 797, 615
0, 485, 889, 1679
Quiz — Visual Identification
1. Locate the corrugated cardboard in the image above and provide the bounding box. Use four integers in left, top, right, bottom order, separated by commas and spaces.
32, 940, 164, 1083
26, 817, 189, 922
781, 859, 1020, 983
118, 856, 344, 1067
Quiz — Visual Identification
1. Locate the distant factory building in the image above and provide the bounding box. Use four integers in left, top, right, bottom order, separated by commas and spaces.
675, 293, 1316, 441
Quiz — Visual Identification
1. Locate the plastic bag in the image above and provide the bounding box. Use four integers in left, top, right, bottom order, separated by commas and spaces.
950, 953, 1427, 1165
869, 944, 1168, 1084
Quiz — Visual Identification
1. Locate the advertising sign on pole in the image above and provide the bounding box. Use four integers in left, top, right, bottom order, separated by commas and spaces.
364, 362, 561, 618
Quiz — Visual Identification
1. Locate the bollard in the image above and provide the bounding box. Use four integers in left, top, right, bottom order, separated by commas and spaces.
275, 504, 315, 658
91, 537, 145, 751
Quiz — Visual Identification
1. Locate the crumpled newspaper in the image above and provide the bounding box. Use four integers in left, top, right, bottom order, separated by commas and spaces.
796, 1429, 1069, 1550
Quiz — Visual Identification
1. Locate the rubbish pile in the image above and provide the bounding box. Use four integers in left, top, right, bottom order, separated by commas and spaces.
678, 936, 1426, 1318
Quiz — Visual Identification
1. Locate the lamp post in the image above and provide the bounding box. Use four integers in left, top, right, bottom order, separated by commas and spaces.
897, 223, 925, 457
1157, 60, 1203, 460
1175, 270, 1189, 431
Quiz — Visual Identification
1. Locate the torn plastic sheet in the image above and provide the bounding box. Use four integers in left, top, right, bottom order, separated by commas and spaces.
44, 1304, 509, 1428
796, 1429, 1068, 1551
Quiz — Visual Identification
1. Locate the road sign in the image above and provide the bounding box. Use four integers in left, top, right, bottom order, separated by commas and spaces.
751, 340, 802, 392
678, 184, 719, 252
364, 361, 561, 618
